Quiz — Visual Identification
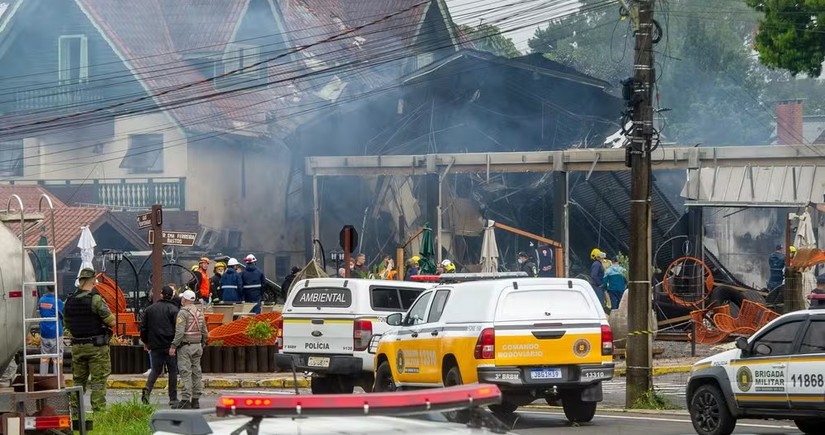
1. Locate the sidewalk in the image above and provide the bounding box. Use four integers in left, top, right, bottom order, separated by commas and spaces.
66, 372, 311, 390
74, 358, 699, 390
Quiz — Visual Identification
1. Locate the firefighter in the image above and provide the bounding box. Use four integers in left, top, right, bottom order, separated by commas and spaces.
517, 252, 538, 277
241, 254, 265, 314
64, 268, 115, 411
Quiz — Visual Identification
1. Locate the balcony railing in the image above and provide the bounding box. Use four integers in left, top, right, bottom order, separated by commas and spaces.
14, 83, 105, 112
1, 178, 186, 210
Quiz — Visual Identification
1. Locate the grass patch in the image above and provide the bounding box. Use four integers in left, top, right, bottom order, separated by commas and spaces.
93, 394, 155, 435
631, 389, 677, 410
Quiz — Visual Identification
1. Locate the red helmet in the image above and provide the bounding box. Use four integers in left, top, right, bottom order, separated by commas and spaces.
244, 254, 257, 263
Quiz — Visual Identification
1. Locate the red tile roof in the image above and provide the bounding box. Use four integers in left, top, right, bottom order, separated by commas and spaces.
2, 186, 146, 259
0, 184, 67, 210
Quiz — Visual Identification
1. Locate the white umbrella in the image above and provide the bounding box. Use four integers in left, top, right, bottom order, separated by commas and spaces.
76, 226, 96, 286
794, 210, 816, 307
480, 220, 499, 273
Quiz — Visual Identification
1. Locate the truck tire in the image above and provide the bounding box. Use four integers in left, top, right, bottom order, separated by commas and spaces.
489, 401, 518, 417
310, 374, 331, 394
373, 361, 396, 392
311, 374, 355, 394
561, 389, 596, 423
443, 366, 470, 423
795, 419, 825, 434
689, 384, 736, 435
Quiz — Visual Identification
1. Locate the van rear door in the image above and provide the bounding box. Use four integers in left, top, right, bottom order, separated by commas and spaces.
493, 284, 605, 371
282, 286, 355, 360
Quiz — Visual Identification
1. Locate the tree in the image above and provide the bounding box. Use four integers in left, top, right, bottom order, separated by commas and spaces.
744, 0, 825, 77
458, 23, 521, 58
527, 0, 774, 146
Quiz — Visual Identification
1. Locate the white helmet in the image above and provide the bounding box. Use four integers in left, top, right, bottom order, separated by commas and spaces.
244, 254, 257, 263
227, 258, 240, 267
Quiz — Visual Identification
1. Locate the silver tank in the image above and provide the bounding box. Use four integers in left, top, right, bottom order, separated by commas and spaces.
0, 222, 36, 373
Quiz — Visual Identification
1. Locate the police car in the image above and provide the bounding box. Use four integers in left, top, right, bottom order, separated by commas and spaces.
150, 384, 518, 434
372, 274, 614, 424
686, 303, 825, 435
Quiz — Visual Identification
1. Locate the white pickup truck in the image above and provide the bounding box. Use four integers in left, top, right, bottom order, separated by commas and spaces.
275, 277, 432, 394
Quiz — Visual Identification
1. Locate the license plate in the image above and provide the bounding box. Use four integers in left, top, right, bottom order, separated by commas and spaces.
530, 368, 562, 379
307, 357, 330, 368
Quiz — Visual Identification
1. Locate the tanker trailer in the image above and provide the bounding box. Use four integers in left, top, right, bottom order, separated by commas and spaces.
0, 219, 36, 376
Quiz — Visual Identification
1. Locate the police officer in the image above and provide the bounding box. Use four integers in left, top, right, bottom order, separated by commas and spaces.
170, 290, 207, 409
517, 252, 537, 277
63, 268, 115, 411
241, 254, 265, 314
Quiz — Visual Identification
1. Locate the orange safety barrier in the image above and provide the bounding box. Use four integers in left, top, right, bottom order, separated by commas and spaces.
95, 273, 128, 314
689, 307, 730, 344
713, 300, 767, 336
208, 311, 282, 346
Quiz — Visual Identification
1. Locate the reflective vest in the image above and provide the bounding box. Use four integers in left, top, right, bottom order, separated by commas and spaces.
182, 305, 203, 344
198, 268, 210, 298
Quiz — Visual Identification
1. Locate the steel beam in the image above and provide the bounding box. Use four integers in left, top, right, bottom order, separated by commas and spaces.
305, 145, 825, 176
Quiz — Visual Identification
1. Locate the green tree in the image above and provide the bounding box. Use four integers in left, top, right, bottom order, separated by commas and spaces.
744, 0, 825, 77
527, 0, 774, 145
459, 23, 521, 58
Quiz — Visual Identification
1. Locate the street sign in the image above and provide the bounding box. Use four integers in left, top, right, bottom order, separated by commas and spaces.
137, 212, 152, 229
339, 225, 358, 253
148, 230, 197, 247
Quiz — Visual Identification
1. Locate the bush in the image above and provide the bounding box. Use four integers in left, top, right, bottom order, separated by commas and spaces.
244, 319, 275, 345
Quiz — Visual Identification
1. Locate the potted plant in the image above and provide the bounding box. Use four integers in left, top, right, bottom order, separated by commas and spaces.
244, 319, 276, 373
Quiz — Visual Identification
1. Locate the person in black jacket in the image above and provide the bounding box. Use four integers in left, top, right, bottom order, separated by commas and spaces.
280, 266, 299, 299
209, 261, 225, 302
140, 285, 180, 406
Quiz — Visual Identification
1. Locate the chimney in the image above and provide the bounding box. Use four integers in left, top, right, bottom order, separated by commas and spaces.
776, 99, 804, 145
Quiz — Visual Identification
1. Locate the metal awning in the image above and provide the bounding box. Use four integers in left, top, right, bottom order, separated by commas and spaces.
681, 165, 825, 207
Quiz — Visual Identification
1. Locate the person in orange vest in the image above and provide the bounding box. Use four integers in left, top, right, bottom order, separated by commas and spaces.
187, 257, 211, 304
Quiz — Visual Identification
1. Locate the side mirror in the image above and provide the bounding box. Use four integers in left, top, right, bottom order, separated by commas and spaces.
386, 313, 403, 326
735, 336, 749, 352
755, 343, 772, 356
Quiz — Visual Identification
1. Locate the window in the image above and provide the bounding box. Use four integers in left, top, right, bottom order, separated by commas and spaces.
120, 134, 163, 173
58, 35, 88, 84
371, 287, 426, 312
224, 44, 261, 77
0, 140, 23, 176
799, 320, 825, 354
404, 291, 432, 326
427, 290, 450, 323
751, 320, 803, 357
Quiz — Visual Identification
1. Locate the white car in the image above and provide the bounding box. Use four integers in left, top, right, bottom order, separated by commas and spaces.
275, 278, 432, 394
150, 384, 518, 435
686, 306, 825, 435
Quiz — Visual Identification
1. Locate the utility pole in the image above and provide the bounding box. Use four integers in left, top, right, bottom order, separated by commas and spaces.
150, 204, 163, 303
626, 0, 655, 408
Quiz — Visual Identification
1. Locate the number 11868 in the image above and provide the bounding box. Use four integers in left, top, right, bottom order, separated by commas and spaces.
791, 373, 825, 388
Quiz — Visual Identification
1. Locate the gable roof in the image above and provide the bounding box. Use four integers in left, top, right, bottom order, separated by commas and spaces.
1, 185, 147, 259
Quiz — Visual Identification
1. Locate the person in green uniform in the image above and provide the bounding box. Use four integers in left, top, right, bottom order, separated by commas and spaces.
63, 268, 115, 411
169, 290, 207, 409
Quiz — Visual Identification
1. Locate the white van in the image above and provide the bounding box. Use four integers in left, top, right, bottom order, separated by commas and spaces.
275, 277, 433, 394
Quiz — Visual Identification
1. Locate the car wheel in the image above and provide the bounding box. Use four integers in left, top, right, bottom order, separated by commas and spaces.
310, 374, 330, 394
443, 366, 470, 423
373, 361, 396, 392
560, 389, 596, 423
689, 384, 736, 435
795, 419, 825, 434
489, 400, 518, 417
328, 375, 355, 394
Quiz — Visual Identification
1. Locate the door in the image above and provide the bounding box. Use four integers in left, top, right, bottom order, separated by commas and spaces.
788, 318, 825, 409
393, 291, 433, 384
416, 289, 451, 384
282, 286, 355, 360
729, 318, 805, 409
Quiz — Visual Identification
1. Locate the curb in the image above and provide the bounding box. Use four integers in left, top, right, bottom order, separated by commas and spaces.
614, 365, 692, 377
523, 405, 688, 416
66, 377, 312, 390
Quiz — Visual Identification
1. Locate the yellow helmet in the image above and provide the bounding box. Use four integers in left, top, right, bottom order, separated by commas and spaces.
411, 255, 420, 263
590, 248, 602, 260
790, 246, 797, 254
445, 262, 456, 272
215, 261, 227, 270
191, 265, 200, 272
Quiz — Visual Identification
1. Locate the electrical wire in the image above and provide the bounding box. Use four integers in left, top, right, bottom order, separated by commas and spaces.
1, 1, 616, 179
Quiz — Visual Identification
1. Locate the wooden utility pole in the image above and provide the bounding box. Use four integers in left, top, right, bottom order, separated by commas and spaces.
626, 0, 655, 408
151, 204, 163, 303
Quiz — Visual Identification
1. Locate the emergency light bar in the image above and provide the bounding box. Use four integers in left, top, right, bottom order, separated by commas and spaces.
215, 384, 502, 418
411, 272, 528, 283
